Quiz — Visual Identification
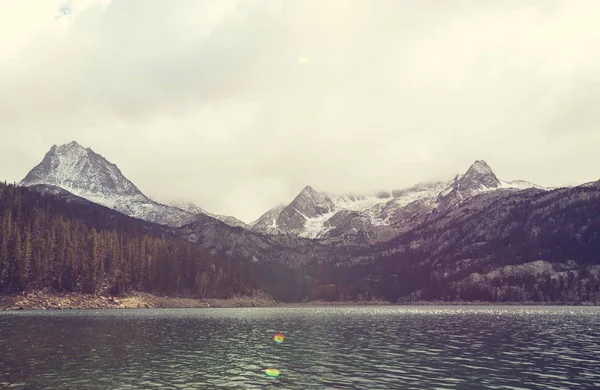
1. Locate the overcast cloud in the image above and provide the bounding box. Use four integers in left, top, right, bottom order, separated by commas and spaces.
1, 0, 600, 222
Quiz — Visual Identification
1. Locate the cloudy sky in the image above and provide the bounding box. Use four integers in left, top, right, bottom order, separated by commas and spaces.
1, 0, 600, 222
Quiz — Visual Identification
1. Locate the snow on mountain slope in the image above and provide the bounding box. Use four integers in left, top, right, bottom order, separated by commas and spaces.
21, 141, 147, 202
20, 141, 199, 227
251, 187, 396, 237
270, 186, 337, 235
170, 201, 206, 215
299, 210, 338, 239
500, 180, 551, 190
252, 160, 550, 240
170, 201, 248, 228
251, 180, 455, 239
388, 181, 449, 209
329, 192, 393, 212
250, 204, 286, 234
211, 215, 248, 229
579, 180, 600, 188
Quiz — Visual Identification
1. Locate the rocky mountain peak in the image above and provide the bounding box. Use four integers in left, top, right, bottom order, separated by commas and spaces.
457, 160, 501, 190
21, 141, 146, 201
19, 141, 207, 227
266, 186, 336, 234
51, 140, 89, 155
467, 160, 494, 174
289, 186, 334, 212
298, 185, 319, 197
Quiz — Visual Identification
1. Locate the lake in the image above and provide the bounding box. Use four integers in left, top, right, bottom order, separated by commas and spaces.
1, 306, 599, 389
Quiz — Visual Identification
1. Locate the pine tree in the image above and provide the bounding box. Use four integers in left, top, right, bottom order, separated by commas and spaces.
86, 229, 101, 293
10, 226, 21, 288
20, 227, 32, 286
139, 237, 147, 289
0, 212, 10, 284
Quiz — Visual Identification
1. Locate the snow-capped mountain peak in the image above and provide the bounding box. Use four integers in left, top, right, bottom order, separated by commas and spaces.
21, 141, 148, 202
292, 186, 334, 211
467, 159, 494, 175
20, 141, 199, 227
300, 185, 318, 195
458, 159, 501, 190
22, 141, 253, 229
252, 159, 550, 241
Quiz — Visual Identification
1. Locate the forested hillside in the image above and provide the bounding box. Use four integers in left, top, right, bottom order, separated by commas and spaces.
313, 186, 600, 303
3, 181, 600, 304
0, 182, 296, 299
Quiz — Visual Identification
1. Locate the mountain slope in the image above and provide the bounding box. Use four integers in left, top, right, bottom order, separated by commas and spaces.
252, 160, 549, 242
0, 182, 305, 300
249, 204, 286, 233
170, 201, 248, 228
22, 141, 147, 202
20, 142, 199, 227
294, 184, 600, 303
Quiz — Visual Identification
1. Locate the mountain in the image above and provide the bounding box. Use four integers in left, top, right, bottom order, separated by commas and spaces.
170, 201, 248, 229
251, 188, 394, 239
170, 201, 206, 215
248, 204, 286, 233
0, 181, 306, 300
579, 180, 600, 188
336, 184, 600, 303
8, 142, 600, 304
251, 160, 549, 242
17, 142, 317, 270
20, 141, 199, 227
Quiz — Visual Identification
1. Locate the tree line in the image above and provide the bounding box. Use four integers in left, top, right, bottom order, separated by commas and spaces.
0, 182, 270, 298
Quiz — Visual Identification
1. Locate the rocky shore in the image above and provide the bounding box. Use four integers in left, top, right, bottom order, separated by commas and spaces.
294, 300, 393, 306
0, 290, 279, 311
4, 293, 591, 311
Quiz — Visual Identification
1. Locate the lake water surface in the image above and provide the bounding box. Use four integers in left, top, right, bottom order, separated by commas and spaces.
1, 306, 599, 389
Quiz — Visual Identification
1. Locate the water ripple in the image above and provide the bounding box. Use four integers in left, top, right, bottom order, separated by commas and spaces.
0, 306, 599, 388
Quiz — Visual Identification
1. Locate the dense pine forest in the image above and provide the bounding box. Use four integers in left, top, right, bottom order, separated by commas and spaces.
0, 182, 300, 300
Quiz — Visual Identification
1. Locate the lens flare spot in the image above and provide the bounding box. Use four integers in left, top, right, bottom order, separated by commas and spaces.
265, 368, 280, 377
273, 333, 285, 344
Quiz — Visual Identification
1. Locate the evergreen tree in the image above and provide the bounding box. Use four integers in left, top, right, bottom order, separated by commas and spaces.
0, 211, 10, 285
10, 227, 21, 288
20, 227, 32, 286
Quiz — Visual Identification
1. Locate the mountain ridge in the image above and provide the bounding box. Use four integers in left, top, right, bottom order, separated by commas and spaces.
251, 160, 550, 241
17, 143, 558, 245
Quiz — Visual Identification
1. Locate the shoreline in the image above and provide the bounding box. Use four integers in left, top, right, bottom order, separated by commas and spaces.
396, 299, 600, 306
1, 292, 597, 311
0, 290, 280, 311
282, 300, 598, 307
